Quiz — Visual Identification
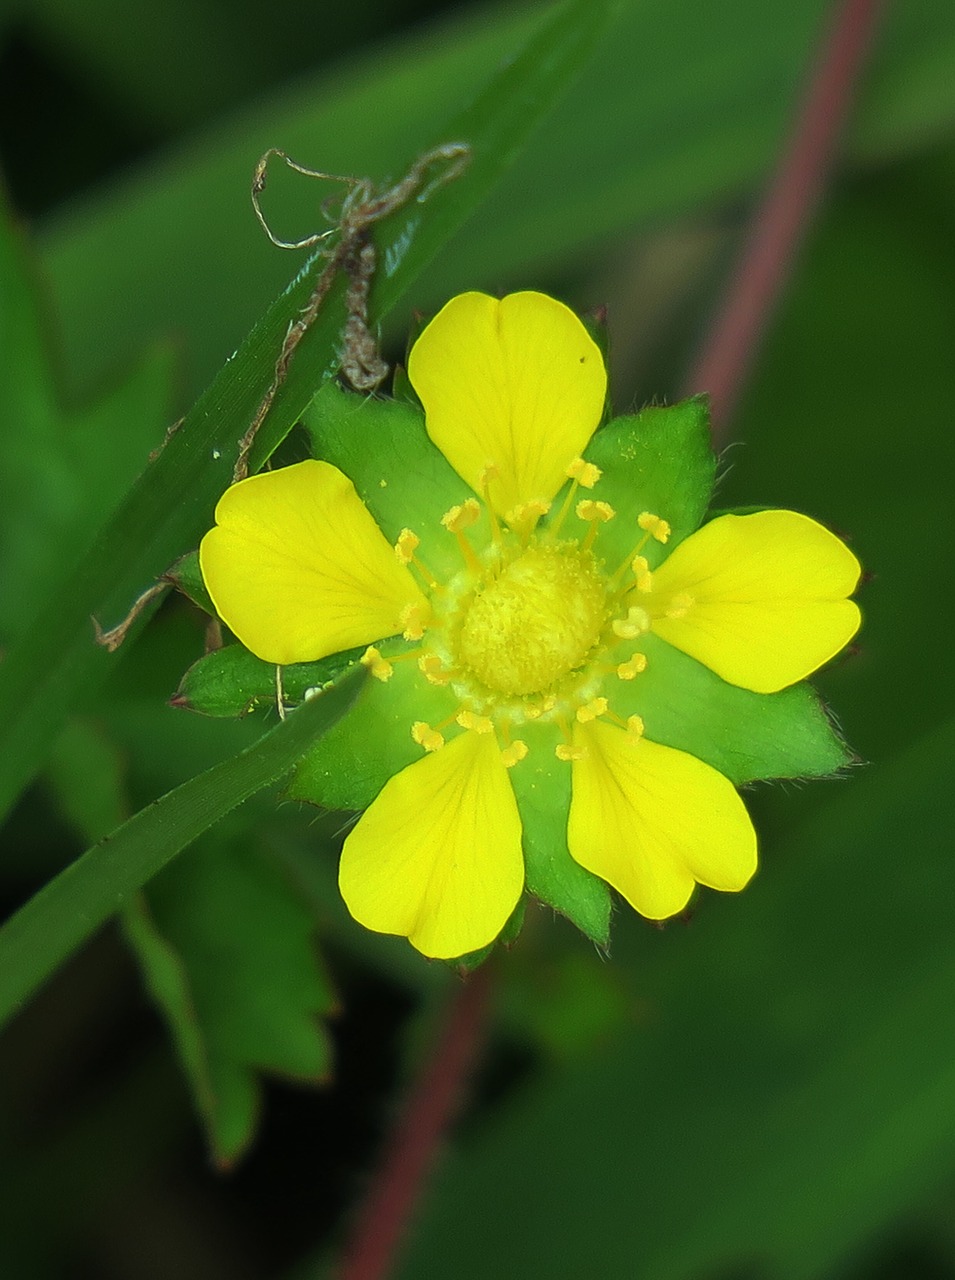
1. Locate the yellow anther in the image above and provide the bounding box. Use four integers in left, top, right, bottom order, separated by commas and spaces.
555, 742, 586, 762
505, 499, 551, 533
400, 602, 429, 641
637, 512, 671, 544
361, 646, 393, 682
441, 498, 481, 533
612, 606, 651, 639
665, 591, 694, 619
501, 740, 529, 768
411, 721, 445, 752
630, 555, 653, 592
456, 709, 495, 734
418, 653, 451, 686
479, 463, 500, 489
394, 528, 420, 564
576, 499, 615, 523
626, 714, 645, 739
566, 458, 602, 488
616, 652, 648, 680
576, 697, 608, 724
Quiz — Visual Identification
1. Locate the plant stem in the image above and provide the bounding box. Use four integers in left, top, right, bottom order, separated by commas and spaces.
335, 964, 493, 1280
682, 0, 884, 438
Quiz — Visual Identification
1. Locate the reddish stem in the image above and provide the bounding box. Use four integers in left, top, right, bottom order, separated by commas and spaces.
335, 964, 493, 1280
682, 0, 884, 438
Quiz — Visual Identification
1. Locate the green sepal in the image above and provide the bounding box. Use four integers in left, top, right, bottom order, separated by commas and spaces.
172, 642, 362, 718
616, 633, 855, 784
164, 550, 216, 616
301, 379, 468, 577
288, 655, 456, 811
580, 397, 716, 569
510, 723, 611, 946
390, 362, 421, 408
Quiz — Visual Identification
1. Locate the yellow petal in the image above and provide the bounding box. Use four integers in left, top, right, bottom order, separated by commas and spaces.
568, 720, 756, 920
199, 459, 426, 665
407, 291, 606, 518
339, 731, 524, 959
650, 510, 862, 693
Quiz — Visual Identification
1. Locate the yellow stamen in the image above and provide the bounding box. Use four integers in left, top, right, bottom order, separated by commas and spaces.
627, 714, 645, 739
501, 740, 528, 768
616, 652, 648, 680
576, 697, 608, 723
630, 555, 653, 592
566, 457, 602, 489
665, 591, 694, 619
394, 528, 420, 564
505, 499, 551, 539
637, 512, 671, 544
456, 709, 494, 735
556, 742, 586, 762
411, 721, 444, 752
612, 605, 651, 639
479, 465, 502, 543
418, 653, 452, 686
400, 601, 429, 641
361, 646, 393, 682
441, 499, 481, 533
576, 499, 615, 524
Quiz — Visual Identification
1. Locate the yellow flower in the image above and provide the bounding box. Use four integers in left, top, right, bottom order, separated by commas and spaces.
199, 292, 861, 960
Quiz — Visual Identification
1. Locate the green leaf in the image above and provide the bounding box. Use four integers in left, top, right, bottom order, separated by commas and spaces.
123, 834, 337, 1167
0, 0, 617, 826
581, 398, 716, 570
509, 741, 611, 946
0, 667, 363, 1031
615, 634, 853, 785
302, 380, 466, 577
173, 642, 363, 718
163, 550, 216, 615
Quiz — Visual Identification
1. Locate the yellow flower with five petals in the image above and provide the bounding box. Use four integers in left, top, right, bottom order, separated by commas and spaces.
199, 291, 861, 960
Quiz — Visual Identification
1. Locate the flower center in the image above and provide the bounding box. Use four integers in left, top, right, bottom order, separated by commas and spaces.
456, 546, 607, 696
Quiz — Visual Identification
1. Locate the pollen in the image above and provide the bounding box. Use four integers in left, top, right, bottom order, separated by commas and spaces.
638, 512, 671, 543
400, 601, 429, 641
361, 646, 393, 682
441, 499, 481, 533
505, 499, 551, 535
556, 742, 586, 762
411, 721, 444, 752
576, 697, 608, 723
616, 652, 647, 680
566, 457, 601, 488
394, 528, 420, 564
627, 714, 645, 739
501, 740, 528, 768
612, 605, 651, 639
456, 709, 494, 734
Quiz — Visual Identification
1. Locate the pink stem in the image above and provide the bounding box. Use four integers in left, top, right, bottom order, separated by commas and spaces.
682, 0, 884, 438
335, 964, 493, 1280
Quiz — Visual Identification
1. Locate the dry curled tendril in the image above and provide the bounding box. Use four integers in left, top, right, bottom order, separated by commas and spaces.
93, 141, 471, 653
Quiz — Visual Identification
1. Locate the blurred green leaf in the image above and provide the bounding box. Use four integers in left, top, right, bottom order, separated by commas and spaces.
0, 188, 174, 639
392, 715, 955, 1280
0, 667, 362, 1030
0, 0, 616, 824
124, 835, 337, 1167
39, 1, 955, 400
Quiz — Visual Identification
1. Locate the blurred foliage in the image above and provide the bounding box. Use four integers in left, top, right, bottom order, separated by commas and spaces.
1, 0, 955, 1277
